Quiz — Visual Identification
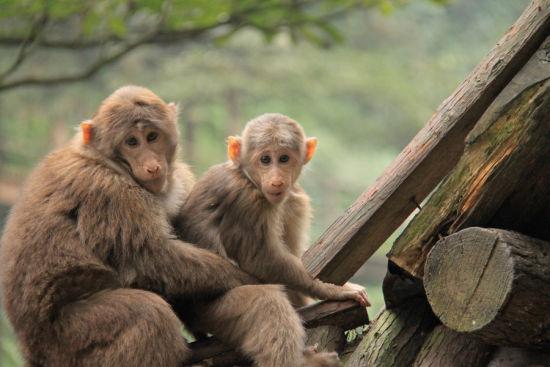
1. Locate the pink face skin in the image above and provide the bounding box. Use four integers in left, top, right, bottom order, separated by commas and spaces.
252, 147, 302, 205
118, 125, 169, 194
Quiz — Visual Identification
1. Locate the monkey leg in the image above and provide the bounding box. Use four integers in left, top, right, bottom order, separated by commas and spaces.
52, 288, 189, 367
286, 289, 314, 309
196, 285, 307, 367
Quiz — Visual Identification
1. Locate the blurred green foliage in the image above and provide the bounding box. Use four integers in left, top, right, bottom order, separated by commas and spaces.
0, 0, 529, 365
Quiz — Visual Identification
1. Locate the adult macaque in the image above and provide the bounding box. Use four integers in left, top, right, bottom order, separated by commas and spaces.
0, 88, 338, 367
175, 113, 370, 308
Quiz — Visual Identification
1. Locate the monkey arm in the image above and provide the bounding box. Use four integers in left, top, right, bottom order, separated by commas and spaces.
237, 244, 369, 306
77, 179, 254, 301
173, 213, 230, 259
136, 239, 257, 299
238, 244, 338, 299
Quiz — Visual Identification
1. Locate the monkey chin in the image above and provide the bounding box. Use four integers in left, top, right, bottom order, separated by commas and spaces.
140, 176, 167, 194
263, 190, 287, 205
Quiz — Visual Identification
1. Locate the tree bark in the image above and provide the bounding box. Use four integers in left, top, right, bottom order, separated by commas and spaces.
487, 347, 550, 367
345, 297, 437, 367
424, 227, 550, 348
412, 325, 494, 367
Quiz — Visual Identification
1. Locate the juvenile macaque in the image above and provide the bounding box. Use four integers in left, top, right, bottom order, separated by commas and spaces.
175, 113, 370, 308
0, 88, 336, 367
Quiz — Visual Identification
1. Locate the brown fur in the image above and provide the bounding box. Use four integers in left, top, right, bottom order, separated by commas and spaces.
0, 88, 328, 367
175, 113, 369, 311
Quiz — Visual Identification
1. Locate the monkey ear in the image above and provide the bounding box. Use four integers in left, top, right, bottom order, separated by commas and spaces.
227, 136, 242, 163
168, 102, 179, 116
304, 137, 317, 164
80, 120, 94, 145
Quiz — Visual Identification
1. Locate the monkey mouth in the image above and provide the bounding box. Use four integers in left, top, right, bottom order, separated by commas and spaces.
141, 176, 166, 193
265, 191, 286, 203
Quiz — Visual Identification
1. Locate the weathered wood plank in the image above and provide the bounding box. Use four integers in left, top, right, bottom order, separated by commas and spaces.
412, 326, 494, 367
487, 347, 550, 367
389, 77, 550, 277
424, 228, 550, 349
187, 300, 368, 365
302, 0, 550, 284
345, 297, 437, 367
300, 299, 369, 330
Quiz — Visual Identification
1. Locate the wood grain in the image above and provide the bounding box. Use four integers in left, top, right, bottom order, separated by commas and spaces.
425, 228, 550, 348
412, 326, 493, 367
345, 297, 437, 367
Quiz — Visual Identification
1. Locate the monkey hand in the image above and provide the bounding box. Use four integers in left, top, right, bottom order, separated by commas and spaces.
309, 279, 370, 307
340, 282, 370, 307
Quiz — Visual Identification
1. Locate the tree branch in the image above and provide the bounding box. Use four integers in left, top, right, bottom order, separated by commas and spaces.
0, 15, 222, 91
0, 0, 362, 91
0, 14, 48, 81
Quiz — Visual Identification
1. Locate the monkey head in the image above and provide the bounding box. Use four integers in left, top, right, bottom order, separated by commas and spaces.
80, 86, 179, 194
227, 113, 317, 205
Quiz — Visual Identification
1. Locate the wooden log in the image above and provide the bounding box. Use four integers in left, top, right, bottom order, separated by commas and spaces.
389, 73, 550, 277
424, 227, 550, 348
187, 300, 368, 366
299, 300, 369, 330
487, 347, 550, 367
412, 326, 494, 367
345, 297, 437, 367
382, 260, 424, 308
303, 0, 550, 285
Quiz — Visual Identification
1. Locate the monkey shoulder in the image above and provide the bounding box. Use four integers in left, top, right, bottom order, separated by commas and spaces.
172, 161, 196, 193
163, 161, 196, 219
189, 163, 248, 208
44, 146, 170, 246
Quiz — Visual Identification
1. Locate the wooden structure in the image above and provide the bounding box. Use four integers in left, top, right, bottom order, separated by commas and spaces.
188, 1, 550, 365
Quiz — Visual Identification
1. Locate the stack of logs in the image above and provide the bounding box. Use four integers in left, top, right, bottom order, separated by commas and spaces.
349, 35, 550, 367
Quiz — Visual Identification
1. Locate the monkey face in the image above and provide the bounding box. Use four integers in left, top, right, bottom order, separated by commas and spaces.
118, 124, 170, 194
251, 147, 302, 205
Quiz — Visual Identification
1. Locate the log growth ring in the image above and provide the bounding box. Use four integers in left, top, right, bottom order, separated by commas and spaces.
424, 227, 514, 333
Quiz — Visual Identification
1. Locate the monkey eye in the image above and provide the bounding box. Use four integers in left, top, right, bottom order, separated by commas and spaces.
279, 154, 290, 163
147, 131, 159, 142
125, 136, 139, 147
260, 155, 272, 165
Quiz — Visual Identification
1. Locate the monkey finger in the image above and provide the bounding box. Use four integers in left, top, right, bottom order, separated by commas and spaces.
358, 290, 370, 307
351, 292, 367, 307
361, 291, 371, 307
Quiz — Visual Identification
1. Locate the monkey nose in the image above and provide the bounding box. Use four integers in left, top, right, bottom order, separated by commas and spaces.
147, 165, 160, 175
271, 180, 284, 187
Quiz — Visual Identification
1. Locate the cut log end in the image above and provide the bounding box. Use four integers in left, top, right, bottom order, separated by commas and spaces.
424, 227, 550, 348
425, 227, 514, 332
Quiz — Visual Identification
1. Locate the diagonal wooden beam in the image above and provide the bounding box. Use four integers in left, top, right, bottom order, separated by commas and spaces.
302, 0, 550, 284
